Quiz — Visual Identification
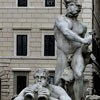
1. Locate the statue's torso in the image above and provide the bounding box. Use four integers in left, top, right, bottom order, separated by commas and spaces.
54, 16, 86, 55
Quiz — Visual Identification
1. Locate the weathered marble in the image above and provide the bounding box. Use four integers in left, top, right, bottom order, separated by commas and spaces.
14, 69, 71, 100
54, 0, 92, 100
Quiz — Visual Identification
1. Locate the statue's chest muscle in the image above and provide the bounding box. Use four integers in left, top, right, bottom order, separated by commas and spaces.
72, 22, 86, 35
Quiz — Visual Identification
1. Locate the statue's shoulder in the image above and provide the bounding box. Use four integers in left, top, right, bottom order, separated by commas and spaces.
56, 15, 67, 22
55, 15, 72, 26
54, 15, 65, 28
56, 15, 64, 19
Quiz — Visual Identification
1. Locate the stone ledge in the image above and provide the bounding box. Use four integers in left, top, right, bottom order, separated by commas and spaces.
12, 68, 31, 71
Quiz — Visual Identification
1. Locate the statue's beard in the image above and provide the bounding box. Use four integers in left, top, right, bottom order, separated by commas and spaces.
66, 10, 80, 17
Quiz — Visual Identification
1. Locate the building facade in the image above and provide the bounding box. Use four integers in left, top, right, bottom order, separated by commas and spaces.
0, 0, 92, 100
92, 0, 100, 96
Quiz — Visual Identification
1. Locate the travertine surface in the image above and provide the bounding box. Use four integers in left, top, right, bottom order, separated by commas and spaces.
0, 0, 92, 100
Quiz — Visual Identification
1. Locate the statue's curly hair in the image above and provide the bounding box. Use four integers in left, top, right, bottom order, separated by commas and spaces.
63, 0, 76, 8
33, 68, 49, 78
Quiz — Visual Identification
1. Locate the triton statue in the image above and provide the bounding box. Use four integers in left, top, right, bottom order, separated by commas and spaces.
14, 69, 71, 100
54, 0, 92, 100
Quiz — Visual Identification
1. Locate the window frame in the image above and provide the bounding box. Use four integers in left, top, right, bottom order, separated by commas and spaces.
17, 35, 27, 56
13, 72, 29, 95
44, 0, 56, 7
42, 32, 56, 58
44, 35, 55, 56
48, 70, 55, 84
16, 0, 29, 7
14, 33, 30, 57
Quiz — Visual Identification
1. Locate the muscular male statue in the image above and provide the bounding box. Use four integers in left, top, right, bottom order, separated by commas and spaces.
54, 0, 92, 100
14, 69, 71, 100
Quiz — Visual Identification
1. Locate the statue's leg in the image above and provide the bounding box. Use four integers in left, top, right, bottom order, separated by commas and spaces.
55, 48, 68, 86
71, 48, 85, 100
66, 81, 74, 100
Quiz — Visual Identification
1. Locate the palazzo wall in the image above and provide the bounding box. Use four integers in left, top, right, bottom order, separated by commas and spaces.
0, 0, 92, 99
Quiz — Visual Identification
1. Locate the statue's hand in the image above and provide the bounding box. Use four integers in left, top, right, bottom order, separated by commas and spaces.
83, 32, 92, 45
83, 35, 92, 45
38, 87, 50, 100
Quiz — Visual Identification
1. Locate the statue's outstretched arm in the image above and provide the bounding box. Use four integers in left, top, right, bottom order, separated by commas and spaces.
14, 89, 25, 100
51, 85, 71, 100
59, 88, 72, 100
14, 84, 39, 100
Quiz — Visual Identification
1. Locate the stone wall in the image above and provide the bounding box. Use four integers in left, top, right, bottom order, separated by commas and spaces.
0, 0, 93, 99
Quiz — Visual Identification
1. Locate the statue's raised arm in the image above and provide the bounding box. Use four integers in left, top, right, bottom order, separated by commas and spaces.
55, 15, 87, 44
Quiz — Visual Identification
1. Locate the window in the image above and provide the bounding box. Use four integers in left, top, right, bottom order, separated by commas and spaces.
14, 72, 29, 94
93, 72, 100, 95
44, 35, 55, 56
16, 35, 27, 56
18, 0, 27, 7
48, 71, 55, 84
17, 76, 27, 94
45, 0, 55, 7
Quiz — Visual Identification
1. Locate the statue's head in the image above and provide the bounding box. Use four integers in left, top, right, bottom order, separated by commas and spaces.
64, 0, 82, 17
34, 69, 49, 86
